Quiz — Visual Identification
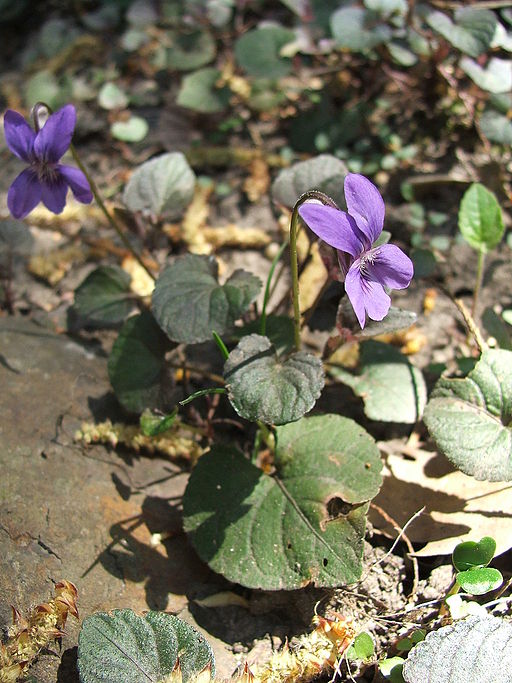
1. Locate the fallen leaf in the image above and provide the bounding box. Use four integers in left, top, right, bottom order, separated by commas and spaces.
180, 183, 213, 254
203, 224, 271, 249
122, 255, 155, 297
243, 157, 270, 202
370, 445, 512, 557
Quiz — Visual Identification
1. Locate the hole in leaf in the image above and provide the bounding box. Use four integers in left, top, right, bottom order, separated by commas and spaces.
326, 496, 353, 518
323, 558, 328, 567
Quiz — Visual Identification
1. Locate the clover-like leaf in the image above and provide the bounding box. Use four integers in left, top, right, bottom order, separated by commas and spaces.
329, 341, 426, 424
166, 29, 216, 70
330, 7, 391, 52
423, 349, 512, 481
403, 615, 512, 683
234, 26, 295, 78
77, 609, 215, 683
73, 266, 135, 326
456, 567, 503, 595
453, 536, 496, 571
272, 155, 348, 209
425, 7, 497, 57
123, 152, 196, 218
152, 254, 261, 344
224, 334, 324, 425
108, 311, 174, 413
183, 414, 382, 589
177, 67, 231, 113
459, 183, 504, 252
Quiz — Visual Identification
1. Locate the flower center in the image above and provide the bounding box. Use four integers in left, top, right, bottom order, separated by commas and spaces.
359, 248, 378, 277
33, 160, 59, 185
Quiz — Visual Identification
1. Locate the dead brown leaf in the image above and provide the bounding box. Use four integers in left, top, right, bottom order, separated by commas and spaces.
243, 157, 270, 203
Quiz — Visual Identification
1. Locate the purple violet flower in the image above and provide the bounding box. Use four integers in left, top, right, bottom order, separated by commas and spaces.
4, 104, 93, 219
298, 173, 413, 329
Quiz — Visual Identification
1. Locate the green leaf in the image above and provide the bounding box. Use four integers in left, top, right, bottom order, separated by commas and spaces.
452, 536, 496, 571
272, 154, 348, 209
77, 609, 215, 683
177, 67, 231, 113
458, 183, 504, 253
411, 248, 437, 278
346, 632, 375, 661
425, 8, 497, 57
73, 266, 135, 326
123, 152, 196, 218
237, 315, 295, 355
460, 57, 512, 94
108, 311, 173, 413
140, 408, 177, 436
456, 567, 503, 595
336, 301, 417, 339
234, 26, 295, 79
480, 109, 512, 145
182, 414, 382, 589
423, 349, 512, 481
380, 657, 405, 681
24, 70, 66, 111
152, 254, 261, 344
224, 334, 324, 425
364, 0, 407, 16
402, 615, 512, 683
0, 219, 34, 257
481, 307, 511, 350
330, 7, 391, 52
166, 29, 216, 70
111, 116, 149, 142
329, 341, 426, 423
98, 82, 129, 110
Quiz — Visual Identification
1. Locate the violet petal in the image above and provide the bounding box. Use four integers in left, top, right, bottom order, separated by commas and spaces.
366, 244, 414, 289
7, 169, 42, 219
40, 176, 68, 214
59, 165, 93, 203
299, 203, 363, 256
33, 104, 76, 164
345, 263, 391, 329
344, 173, 385, 247
3, 110, 35, 162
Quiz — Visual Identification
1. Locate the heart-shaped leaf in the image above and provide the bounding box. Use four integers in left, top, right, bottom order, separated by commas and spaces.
271, 154, 348, 209
98, 82, 129, 110
425, 7, 497, 57
177, 67, 231, 113
236, 315, 295, 355
329, 341, 426, 424
152, 254, 261, 344
423, 349, 512, 481
123, 152, 196, 218
77, 609, 215, 683
108, 311, 174, 413
403, 615, 512, 683
234, 26, 295, 78
111, 116, 148, 142
460, 56, 512, 94
166, 29, 216, 70
183, 414, 382, 589
330, 7, 391, 52
456, 567, 503, 595
458, 183, 504, 253
480, 108, 512, 145
224, 334, 324, 425
73, 266, 135, 326
453, 536, 497, 571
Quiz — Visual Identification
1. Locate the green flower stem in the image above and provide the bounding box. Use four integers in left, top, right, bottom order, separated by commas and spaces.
69, 143, 156, 281
179, 387, 227, 407
212, 330, 229, 360
290, 190, 339, 351
471, 249, 485, 319
260, 241, 288, 336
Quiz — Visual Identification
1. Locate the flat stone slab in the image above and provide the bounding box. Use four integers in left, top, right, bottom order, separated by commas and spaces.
0, 317, 242, 681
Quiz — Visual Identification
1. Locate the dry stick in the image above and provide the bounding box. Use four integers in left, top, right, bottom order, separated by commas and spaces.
367, 504, 424, 601
435, 281, 488, 353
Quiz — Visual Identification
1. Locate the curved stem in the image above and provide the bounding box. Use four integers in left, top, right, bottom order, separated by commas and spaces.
289, 190, 339, 351
69, 143, 156, 281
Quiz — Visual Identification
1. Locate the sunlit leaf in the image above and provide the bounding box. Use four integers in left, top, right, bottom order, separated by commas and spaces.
272, 154, 348, 209
330, 7, 391, 52
460, 56, 512, 94
458, 183, 504, 252
425, 7, 497, 57
111, 116, 148, 142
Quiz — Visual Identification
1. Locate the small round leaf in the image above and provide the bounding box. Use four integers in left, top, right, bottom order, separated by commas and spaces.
224, 334, 324, 425
456, 567, 503, 595
453, 536, 496, 571
458, 183, 504, 253
111, 116, 148, 142
177, 67, 231, 113
166, 29, 216, 71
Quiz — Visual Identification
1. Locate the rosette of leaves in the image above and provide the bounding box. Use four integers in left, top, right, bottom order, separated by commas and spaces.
77, 609, 215, 683
152, 254, 261, 344
183, 414, 383, 589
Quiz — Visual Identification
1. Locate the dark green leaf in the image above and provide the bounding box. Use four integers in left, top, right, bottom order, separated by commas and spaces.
183, 414, 382, 589
481, 308, 511, 350
140, 408, 177, 436
108, 311, 174, 413
237, 315, 295, 355
123, 152, 196, 218
166, 29, 216, 71
77, 609, 215, 683
456, 567, 503, 595
336, 300, 417, 340
234, 26, 295, 78
73, 266, 135, 326
458, 183, 504, 252
411, 248, 437, 278
177, 67, 231, 113
452, 536, 496, 571
425, 7, 497, 57
272, 154, 348, 209
224, 334, 324, 425
403, 615, 512, 683
152, 254, 261, 344
329, 341, 426, 424
423, 349, 512, 481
